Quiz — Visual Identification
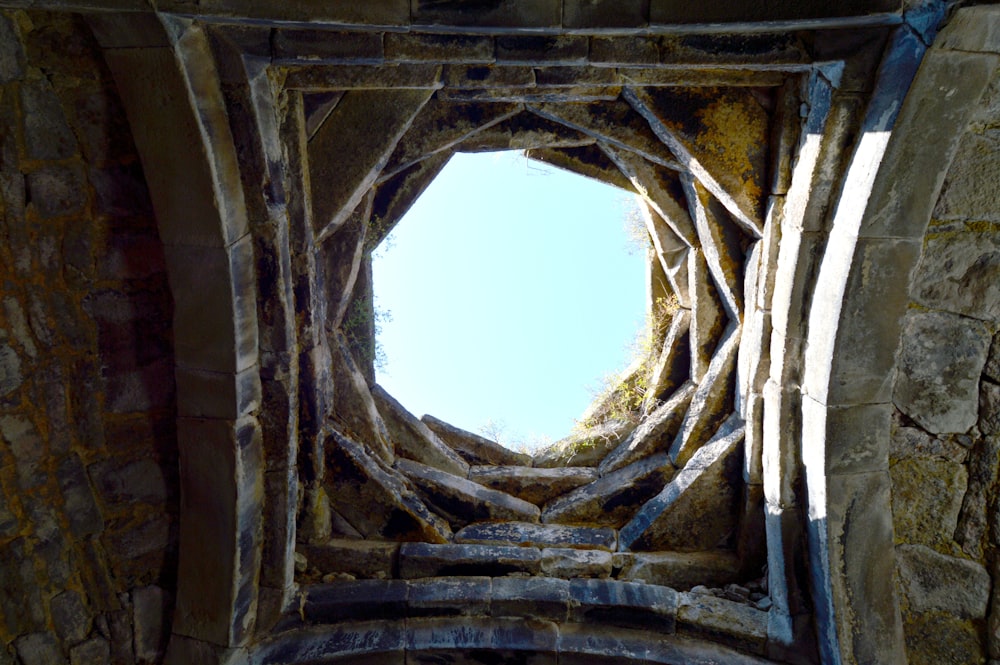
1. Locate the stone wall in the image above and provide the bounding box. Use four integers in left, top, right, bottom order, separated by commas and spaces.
891, 58, 1000, 665
0, 11, 177, 664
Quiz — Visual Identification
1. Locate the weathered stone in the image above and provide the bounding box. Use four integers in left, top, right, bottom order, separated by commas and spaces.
981, 380, 1000, 435
405, 616, 558, 665
990, 560, 1000, 659
533, 420, 632, 469
890, 457, 967, 548
57, 453, 104, 537
69, 637, 110, 665
0, 342, 22, 396
686, 250, 728, 383
955, 435, 1000, 558
669, 328, 740, 468
643, 312, 692, 412
619, 550, 741, 590
934, 133, 1000, 223
422, 414, 531, 466
570, 579, 677, 632
541, 548, 612, 579
298, 540, 398, 580
331, 331, 393, 463
677, 592, 768, 655
273, 29, 382, 62
408, 577, 491, 617
26, 165, 87, 218
89, 456, 169, 507
51, 589, 92, 644
383, 32, 494, 64
398, 542, 542, 579
469, 466, 597, 506
523, 145, 637, 193
495, 35, 588, 64
13, 633, 66, 665
133, 585, 170, 662
20, 77, 76, 160
491, 577, 570, 621
457, 112, 593, 151
912, 229, 1000, 322
323, 431, 451, 543
542, 453, 675, 528
896, 544, 990, 619
985, 332, 1000, 384
894, 310, 991, 434
889, 425, 969, 463
1, 415, 46, 489
0, 14, 24, 83
455, 521, 617, 552
373, 385, 469, 477
620, 417, 744, 552
903, 610, 985, 665
396, 458, 540, 528
602, 383, 694, 475
303, 580, 408, 624
412, 0, 561, 28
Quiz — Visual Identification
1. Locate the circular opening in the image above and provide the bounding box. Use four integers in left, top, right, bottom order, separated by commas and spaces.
373, 151, 647, 452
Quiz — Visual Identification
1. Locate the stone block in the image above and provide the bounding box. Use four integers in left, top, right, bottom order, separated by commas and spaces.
406, 617, 558, 664
956, 436, 1000, 558
542, 453, 675, 528
0, 342, 21, 397
618, 550, 741, 590
495, 36, 588, 64
272, 29, 382, 62
51, 589, 92, 644
556, 625, 655, 665
1, 414, 46, 490
303, 580, 408, 624
89, 456, 169, 506
299, 540, 398, 580
891, 457, 967, 546
677, 592, 767, 655
0, 14, 24, 83
384, 32, 494, 63
0, 538, 44, 636
902, 610, 985, 665
602, 384, 693, 474
373, 386, 469, 477
469, 466, 597, 506
57, 452, 104, 536
896, 544, 990, 619
455, 521, 617, 552
862, 49, 997, 239
422, 414, 531, 466
13, 633, 66, 665
541, 548, 612, 579
564, 0, 649, 28
569, 579, 676, 631
411, 0, 561, 28
175, 365, 261, 420
765, 504, 810, 617
912, 229, 1000, 323
621, 417, 743, 552
330, 332, 392, 463
25, 165, 87, 219
982, 381, 1000, 436
408, 577, 491, 617
588, 36, 660, 65
133, 585, 170, 662
398, 542, 541, 579
285, 63, 442, 91
20, 77, 76, 161
323, 431, 451, 543
491, 577, 570, 621
888, 426, 969, 463
894, 310, 991, 434
396, 458, 540, 528
69, 637, 110, 665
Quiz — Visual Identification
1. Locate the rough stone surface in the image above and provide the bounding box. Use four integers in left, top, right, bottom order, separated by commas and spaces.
569, 579, 677, 632
422, 414, 532, 466
889, 424, 970, 463
677, 592, 768, 655
896, 544, 990, 619
912, 228, 1000, 322
620, 417, 744, 552
903, 610, 985, 665
13, 633, 66, 665
601, 383, 694, 475
396, 458, 541, 528
981, 380, 1000, 436
331, 332, 393, 463
540, 548, 612, 579
133, 585, 170, 663
298, 540, 398, 580
399, 542, 542, 579
373, 385, 470, 477
894, 310, 991, 434
541, 453, 675, 528
468, 466, 597, 506
69, 637, 110, 665
50, 590, 91, 645
323, 431, 451, 543
955, 435, 1000, 558
890, 457, 967, 548
455, 521, 617, 552
618, 550, 742, 590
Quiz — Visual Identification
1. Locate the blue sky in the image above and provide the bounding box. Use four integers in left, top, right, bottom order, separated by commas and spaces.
373, 150, 646, 450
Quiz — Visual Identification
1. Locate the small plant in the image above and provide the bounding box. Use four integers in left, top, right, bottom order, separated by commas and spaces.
342, 296, 392, 373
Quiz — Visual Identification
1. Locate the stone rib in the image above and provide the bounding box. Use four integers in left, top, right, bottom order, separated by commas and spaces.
373, 385, 470, 478
422, 415, 532, 467
603, 383, 696, 476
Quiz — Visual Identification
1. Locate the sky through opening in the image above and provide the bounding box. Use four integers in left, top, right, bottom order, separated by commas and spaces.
373, 151, 647, 452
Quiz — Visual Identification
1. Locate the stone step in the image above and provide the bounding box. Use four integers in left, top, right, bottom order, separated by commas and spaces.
542, 452, 676, 528
421, 414, 532, 466
454, 521, 617, 552
532, 419, 632, 468
396, 459, 540, 528
468, 465, 597, 505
